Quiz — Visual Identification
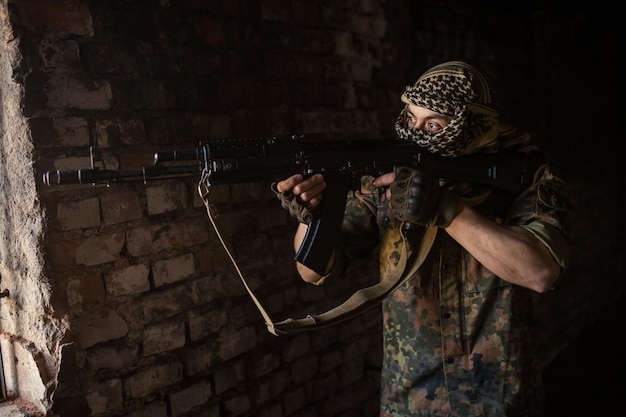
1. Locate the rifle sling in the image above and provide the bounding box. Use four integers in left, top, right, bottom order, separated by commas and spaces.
199, 170, 438, 336
198, 172, 437, 336
269, 226, 437, 335
274, 189, 493, 334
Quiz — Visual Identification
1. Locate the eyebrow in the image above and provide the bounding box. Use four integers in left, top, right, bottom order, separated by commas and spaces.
406, 110, 451, 122
427, 115, 450, 121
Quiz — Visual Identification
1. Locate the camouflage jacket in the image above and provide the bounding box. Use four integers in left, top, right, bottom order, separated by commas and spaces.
338, 164, 569, 417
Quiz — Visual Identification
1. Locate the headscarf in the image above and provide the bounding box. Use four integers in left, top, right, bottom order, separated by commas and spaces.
394, 61, 525, 157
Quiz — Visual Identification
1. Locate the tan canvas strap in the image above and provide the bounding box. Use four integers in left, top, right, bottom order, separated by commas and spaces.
268, 226, 437, 335
198, 174, 278, 329
198, 171, 438, 336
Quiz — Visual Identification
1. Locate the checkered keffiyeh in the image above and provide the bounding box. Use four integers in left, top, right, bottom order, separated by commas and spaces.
395, 61, 502, 157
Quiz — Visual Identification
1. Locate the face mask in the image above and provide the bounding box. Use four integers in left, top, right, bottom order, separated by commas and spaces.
394, 61, 500, 157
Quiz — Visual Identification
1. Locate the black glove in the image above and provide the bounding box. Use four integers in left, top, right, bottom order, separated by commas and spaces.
389, 166, 459, 229
271, 182, 317, 224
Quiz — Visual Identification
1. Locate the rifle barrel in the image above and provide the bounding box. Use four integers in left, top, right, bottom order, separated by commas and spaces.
42, 165, 202, 186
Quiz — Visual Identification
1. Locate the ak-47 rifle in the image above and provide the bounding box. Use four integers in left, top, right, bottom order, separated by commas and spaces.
43, 135, 542, 277
43, 135, 545, 334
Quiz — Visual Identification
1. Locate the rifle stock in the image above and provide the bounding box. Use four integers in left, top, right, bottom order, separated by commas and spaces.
42, 135, 542, 274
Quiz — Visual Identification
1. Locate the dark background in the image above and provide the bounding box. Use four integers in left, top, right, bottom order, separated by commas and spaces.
6, 0, 624, 416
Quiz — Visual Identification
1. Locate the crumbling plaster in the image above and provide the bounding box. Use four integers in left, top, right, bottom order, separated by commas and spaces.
1, 1, 69, 414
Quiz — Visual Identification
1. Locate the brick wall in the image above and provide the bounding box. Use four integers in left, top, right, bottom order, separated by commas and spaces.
0, 0, 623, 416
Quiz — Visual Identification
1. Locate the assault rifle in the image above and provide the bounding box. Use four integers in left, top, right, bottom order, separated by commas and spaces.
42, 135, 542, 276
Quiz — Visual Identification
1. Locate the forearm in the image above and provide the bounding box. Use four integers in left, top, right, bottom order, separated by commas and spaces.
293, 223, 333, 283
445, 202, 562, 293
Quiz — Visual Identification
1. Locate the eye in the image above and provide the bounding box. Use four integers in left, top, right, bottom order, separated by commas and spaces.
405, 113, 417, 128
425, 120, 445, 133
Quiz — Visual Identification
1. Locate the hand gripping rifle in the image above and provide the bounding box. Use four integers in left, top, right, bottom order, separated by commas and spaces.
43, 135, 543, 335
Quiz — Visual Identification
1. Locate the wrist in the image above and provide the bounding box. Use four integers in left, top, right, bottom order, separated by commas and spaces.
435, 190, 459, 228
442, 198, 466, 229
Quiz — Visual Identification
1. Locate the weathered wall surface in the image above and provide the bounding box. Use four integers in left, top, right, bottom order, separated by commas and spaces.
7, 1, 394, 416
0, 0, 623, 416
0, 1, 68, 414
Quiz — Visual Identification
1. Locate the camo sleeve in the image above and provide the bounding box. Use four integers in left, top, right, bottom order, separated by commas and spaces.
339, 176, 382, 259
509, 165, 570, 270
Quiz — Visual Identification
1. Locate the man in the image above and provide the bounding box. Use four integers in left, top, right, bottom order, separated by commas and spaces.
274, 61, 569, 416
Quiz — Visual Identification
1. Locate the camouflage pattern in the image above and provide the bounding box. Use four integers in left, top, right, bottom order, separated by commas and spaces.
339, 165, 569, 417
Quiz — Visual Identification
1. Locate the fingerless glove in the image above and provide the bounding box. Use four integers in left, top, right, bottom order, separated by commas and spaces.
271, 182, 317, 224
389, 166, 459, 228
